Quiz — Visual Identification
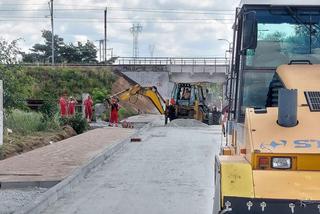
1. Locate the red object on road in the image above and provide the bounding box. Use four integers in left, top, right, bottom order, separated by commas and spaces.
84, 96, 93, 121
59, 96, 68, 117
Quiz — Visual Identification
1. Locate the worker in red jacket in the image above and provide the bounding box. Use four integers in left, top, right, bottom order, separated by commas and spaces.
68, 96, 77, 116
84, 95, 93, 122
59, 92, 68, 117
109, 97, 120, 127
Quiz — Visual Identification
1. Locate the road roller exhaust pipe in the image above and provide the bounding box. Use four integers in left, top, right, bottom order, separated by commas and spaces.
278, 89, 298, 127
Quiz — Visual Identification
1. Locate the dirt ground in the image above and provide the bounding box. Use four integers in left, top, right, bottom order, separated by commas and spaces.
1, 126, 77, 160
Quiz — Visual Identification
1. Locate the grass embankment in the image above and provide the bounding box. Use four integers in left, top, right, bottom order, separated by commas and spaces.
0, 66, 138, 160
0, 66, 140, 160
24, 66, 116, 101
1, 110, 77, 160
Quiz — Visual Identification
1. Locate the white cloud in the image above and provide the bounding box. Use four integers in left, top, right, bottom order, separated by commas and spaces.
0, 0, 239, 57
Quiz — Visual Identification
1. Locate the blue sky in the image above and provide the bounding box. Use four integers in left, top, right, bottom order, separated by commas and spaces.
0, 0, 239, 59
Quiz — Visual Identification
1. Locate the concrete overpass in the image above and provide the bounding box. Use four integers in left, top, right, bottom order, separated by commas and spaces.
113, 57, 228, 82
22, 57, 229, 101
112, 57, 229, 98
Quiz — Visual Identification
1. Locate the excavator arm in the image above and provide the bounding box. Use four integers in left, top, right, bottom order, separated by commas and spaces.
110, 84, 166, 115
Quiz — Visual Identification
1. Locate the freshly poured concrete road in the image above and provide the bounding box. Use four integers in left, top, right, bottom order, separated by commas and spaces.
42, 125, 222, 214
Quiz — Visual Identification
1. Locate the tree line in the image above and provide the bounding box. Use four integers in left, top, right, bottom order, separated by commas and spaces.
22, 30, 98, 64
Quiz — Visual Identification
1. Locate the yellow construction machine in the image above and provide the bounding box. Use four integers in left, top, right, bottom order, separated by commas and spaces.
170, 82, 217, 124
110, 70, 218, 124
109, 82, 217, 125
215, 1, 320, 213
109, 84, 167, 115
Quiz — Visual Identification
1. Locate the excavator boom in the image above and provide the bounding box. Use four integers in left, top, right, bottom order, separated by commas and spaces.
111, 84, 166, 115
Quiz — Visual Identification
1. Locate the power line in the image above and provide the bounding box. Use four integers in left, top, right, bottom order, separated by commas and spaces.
0, 4, 234, 11
0, 7, 234, 14
0, 9, 235, 16
0, 16, 234, 21
109, 7, 234, 14
3, 3, 234, 12
0, 19, 234, 24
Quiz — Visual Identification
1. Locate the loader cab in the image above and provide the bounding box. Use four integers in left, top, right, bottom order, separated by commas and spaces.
228, 1, 320, 123
171, 83, 206, 107
171, 83, 207, 119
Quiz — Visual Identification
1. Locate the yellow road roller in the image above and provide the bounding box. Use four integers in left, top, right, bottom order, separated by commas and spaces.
215, 0, 320, 213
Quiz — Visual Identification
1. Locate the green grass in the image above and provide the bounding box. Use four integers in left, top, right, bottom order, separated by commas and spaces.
5, 110, 49, 135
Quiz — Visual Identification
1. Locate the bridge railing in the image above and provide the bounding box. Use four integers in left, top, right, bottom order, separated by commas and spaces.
115, 57, 229, 66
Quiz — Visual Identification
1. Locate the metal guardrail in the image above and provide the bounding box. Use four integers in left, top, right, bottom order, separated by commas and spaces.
115, 57, 229, 66
20, 57, 230, 67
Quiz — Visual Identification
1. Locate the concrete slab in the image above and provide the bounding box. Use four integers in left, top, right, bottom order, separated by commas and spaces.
41, 125, 222, 214
0, 128, 134, 189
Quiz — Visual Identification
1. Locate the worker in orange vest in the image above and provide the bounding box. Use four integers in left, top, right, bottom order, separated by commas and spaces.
109, 97, 120, 127
84, 96, 93, 122
68, 96, 77, 116
59, 92, 68, 117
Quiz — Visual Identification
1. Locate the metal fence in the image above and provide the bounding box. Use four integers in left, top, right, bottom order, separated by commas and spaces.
115, 57, 229, 66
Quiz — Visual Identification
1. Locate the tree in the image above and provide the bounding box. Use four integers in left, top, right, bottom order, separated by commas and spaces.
22, 30, 98, 64
0, 38, 31, 110
61, 41, 98, 63
0, 39, 21, 64
78, 41, 98, 63
60, 43, 81, 63
24, 30, 65, 63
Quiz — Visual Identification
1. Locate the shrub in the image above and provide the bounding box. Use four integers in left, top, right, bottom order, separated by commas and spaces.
59, 113, 88, 134
39, 99, 58, 120
92, 88, 109, 104
5, 110, 47, 135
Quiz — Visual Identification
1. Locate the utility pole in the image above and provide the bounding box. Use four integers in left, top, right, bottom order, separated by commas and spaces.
104, 8, 107, 63
49, 0, 54, 66
130, 23, 143, 58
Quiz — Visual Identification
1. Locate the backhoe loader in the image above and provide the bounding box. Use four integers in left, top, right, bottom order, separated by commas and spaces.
170, 82, 218, 125
107, 84, 167, 116
110, 71, 218, 124
214, 0, 320, 213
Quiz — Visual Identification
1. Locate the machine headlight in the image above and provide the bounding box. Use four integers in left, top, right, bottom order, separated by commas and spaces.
271, 157, 292, 169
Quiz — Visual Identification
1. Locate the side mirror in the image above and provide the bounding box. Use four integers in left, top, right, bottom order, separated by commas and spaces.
241, 12, 258, 52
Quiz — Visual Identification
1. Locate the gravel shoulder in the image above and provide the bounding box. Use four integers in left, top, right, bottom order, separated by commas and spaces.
0, 188, 47, 214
